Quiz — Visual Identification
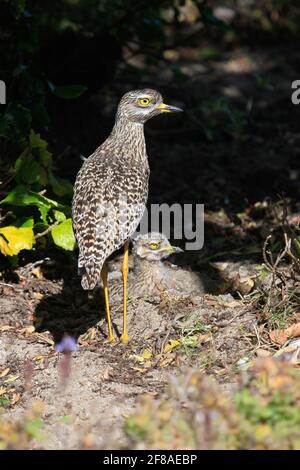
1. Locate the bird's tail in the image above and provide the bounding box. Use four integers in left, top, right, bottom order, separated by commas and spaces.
81, 259, 103, 290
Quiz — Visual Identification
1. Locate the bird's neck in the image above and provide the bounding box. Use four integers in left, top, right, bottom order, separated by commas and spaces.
108, 115, 146, 156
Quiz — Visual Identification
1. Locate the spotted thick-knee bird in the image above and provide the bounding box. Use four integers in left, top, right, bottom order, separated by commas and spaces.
72, 89, 182, 343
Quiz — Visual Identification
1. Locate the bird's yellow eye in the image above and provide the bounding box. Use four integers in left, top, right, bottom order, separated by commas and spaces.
149, 242, 159, 250
138, 97, 151, 107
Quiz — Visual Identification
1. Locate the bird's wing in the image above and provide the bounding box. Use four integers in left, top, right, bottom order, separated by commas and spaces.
72, 157, 148, 289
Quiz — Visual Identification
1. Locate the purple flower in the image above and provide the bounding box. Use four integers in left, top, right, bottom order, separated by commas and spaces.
55, 334, 78, 353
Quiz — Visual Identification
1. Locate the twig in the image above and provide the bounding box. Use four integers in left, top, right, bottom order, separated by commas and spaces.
253, 323, 261, 348
0, 173, 15, 189
0, 211, 13, 224
0, 281, 19, 289
262, 233, 288, 290
34, 222, 59, 239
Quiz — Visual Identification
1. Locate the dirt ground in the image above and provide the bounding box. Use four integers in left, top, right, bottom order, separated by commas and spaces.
1, 41, 300, 448
0, 256, 257, 449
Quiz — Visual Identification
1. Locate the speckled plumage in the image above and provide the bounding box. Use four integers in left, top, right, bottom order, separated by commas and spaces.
72, 90, 180, 290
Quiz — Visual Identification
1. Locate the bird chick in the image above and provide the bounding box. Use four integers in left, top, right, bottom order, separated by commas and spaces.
110, 232, 215, 303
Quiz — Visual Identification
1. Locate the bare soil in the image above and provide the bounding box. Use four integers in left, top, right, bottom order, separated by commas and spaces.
0, 255, 257, 449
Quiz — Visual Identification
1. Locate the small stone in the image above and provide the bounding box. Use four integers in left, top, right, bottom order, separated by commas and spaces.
256, 348, 271, 358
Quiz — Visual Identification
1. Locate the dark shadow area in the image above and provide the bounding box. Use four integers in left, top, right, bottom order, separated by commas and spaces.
33, 259, 105, 343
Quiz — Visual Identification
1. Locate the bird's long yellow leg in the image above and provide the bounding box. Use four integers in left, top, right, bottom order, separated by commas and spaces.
120, 241, 130, 344
101, 262, 115, 342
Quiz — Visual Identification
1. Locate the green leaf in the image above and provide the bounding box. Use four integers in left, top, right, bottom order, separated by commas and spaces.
49, 172, 73, 197
16, 216, 34, 228
53, 210, 66, 223
59, 415, 72, 424
52, 84, 87, 99
51, 218, 76, 251
15, 149, 28, 173
39, 148, 52, 169
24, 418, 43, 440
29, 129, 48, 150
15, 150, 44, 185
38, 205, 50, 224
0, 396, 10, 408
1, 185, 59, 209
29, 130, 52, 168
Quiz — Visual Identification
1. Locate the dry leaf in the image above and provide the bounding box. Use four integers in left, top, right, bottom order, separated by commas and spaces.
0, 325, 14, 332
218, 298, 241, 308
0, 368, 10, 378
273, 338, 300, 364
32, 355, 45, 362
131, 348, 153, 364
207, 294, 241, 308
34, 332, 54, 345
0, 226, 35, 256
4, 374, 19, 383
130, 366, 146, 373
10, 393, 20, 405
270, 322, 300, 346
142, 348, 152, 360
143, 360, 153, 369
32, 292, 44, 300
159, 354, 176, 367
0, 386, 7, 396
197, 333, 212, 344
21, 325, 35, 334
235, 277, 254, 295
88, 328, 97, 341
164, 339, 181, 353
31, 266, 43, 279
98, 368, 112, 381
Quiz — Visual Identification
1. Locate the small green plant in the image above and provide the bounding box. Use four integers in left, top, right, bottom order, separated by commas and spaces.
236, 358, 300, 449
261, 289, 300, 329
0, 396, 11, 408
125, 370, 238, 449
0, 401, 44, 450
125, 358, 300, 450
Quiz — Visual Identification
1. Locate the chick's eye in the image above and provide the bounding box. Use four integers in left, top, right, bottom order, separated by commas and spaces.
138, 97, 151, 107
149, 242, 159, 250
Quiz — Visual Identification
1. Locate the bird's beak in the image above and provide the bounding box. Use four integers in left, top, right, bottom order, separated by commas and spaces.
156, 102, 183, 113
163, 245, 184, 254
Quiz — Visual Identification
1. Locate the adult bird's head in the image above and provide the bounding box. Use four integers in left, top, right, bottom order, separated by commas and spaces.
132, 232, 183, 261
116, 89, 183, 124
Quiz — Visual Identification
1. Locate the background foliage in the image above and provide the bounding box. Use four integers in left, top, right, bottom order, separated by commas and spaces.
0, 0, 299, 262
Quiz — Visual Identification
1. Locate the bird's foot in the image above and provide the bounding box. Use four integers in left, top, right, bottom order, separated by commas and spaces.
104, 333, 116, 344
120, 332, 130, 344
